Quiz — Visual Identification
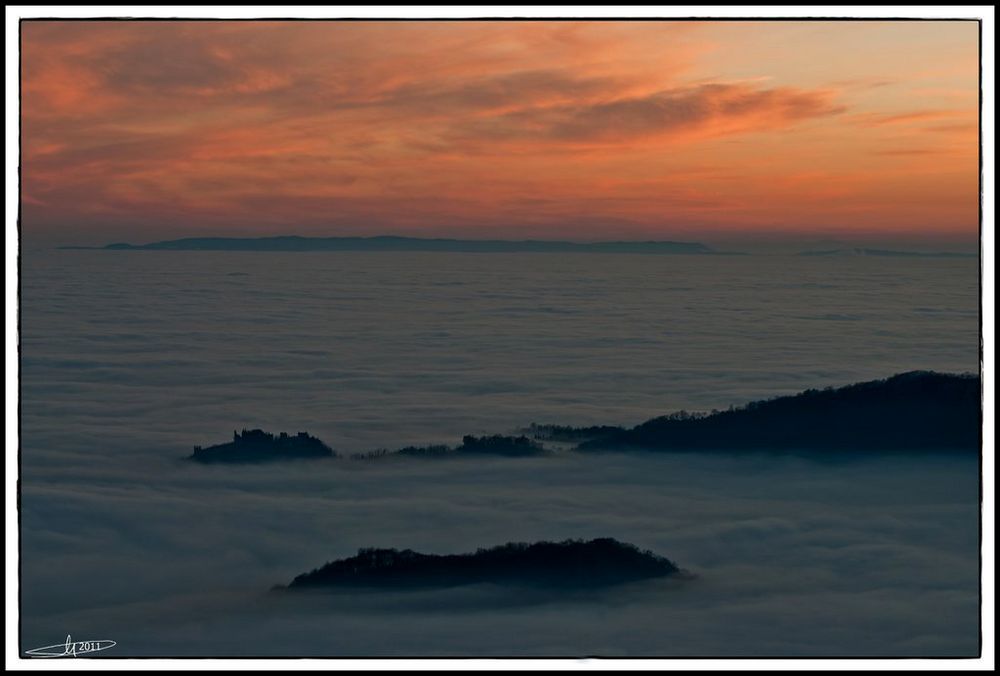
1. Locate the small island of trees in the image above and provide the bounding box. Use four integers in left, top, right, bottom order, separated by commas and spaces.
282, 538, 684, 590
190, 428, 335, 463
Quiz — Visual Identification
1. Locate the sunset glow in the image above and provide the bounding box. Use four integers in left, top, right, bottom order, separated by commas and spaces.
21, 20, 980, 246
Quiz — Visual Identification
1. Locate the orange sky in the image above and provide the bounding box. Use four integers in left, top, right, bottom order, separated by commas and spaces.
20, 20, 980, 247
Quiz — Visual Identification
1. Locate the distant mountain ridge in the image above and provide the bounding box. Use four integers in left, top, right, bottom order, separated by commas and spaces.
798, 247, 975, 258
88, 235, 717, 254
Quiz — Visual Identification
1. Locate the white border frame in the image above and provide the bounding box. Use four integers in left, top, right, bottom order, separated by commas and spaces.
5, 5, 995, 671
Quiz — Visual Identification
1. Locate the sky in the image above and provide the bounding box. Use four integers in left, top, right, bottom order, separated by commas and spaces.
20, 20, 980, 248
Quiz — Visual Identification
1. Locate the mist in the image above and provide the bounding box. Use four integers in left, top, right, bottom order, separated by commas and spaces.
18, 249, 981, 657
20, 449, 979, 656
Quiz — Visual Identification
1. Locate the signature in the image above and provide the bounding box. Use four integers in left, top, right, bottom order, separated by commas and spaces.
25, 635, 116, 658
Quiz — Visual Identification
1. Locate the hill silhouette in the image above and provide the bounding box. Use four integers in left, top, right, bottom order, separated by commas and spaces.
575, 371, 980, 453
190, 373, 978, 464
525, 423, 625, 443
350, 434, 549, 460
400, 434, 547, 458
190, 429, 335, 463
95, 235, 716, 254
283, 538, 682, 590
798, 247, 975, 258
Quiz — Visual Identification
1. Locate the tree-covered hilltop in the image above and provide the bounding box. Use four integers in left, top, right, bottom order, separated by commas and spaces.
351, 434, 549, 460
404, 434, 547, 457
576, 371, 980, 453
190, 428, 335, 463
283, 538, 682, 590
525, 423, 626, 443
190, 372, 979, 463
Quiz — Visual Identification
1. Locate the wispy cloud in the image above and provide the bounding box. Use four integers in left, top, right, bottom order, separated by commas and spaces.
20, 20, 979, 244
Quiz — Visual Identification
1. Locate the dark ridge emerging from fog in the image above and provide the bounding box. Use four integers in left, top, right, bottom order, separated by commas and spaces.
798, 247, 976, 258
188, 372, 978, 464
350, 434, 549, 460
190, 429, 335, 463
283, 538, 682, 590
85, 235, 718, 254
569, 371, 980, 453
525, 424, 625, 442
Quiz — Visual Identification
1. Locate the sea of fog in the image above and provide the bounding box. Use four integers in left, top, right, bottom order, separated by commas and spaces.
19, 250, 981, 657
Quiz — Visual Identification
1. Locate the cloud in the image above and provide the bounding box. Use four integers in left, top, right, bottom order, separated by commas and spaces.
364, 69, 625, 117
873, 148, 951, 156
16, 232, 981, 656
458, 83, 845, 144
925, 122, 978, 134
851, 110, 961, 127
18, 20, 979, 244
93, 31, 256, 95
19, 449, 981, 656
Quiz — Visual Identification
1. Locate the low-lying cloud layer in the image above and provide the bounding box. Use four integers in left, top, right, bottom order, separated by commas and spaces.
17, 250, 981, 656
20, 450, 980, 656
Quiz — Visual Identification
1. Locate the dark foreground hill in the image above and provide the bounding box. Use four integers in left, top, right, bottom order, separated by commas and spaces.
283, 538, 682, 590
574, 371, 980, 453
191, 429, 335, 463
